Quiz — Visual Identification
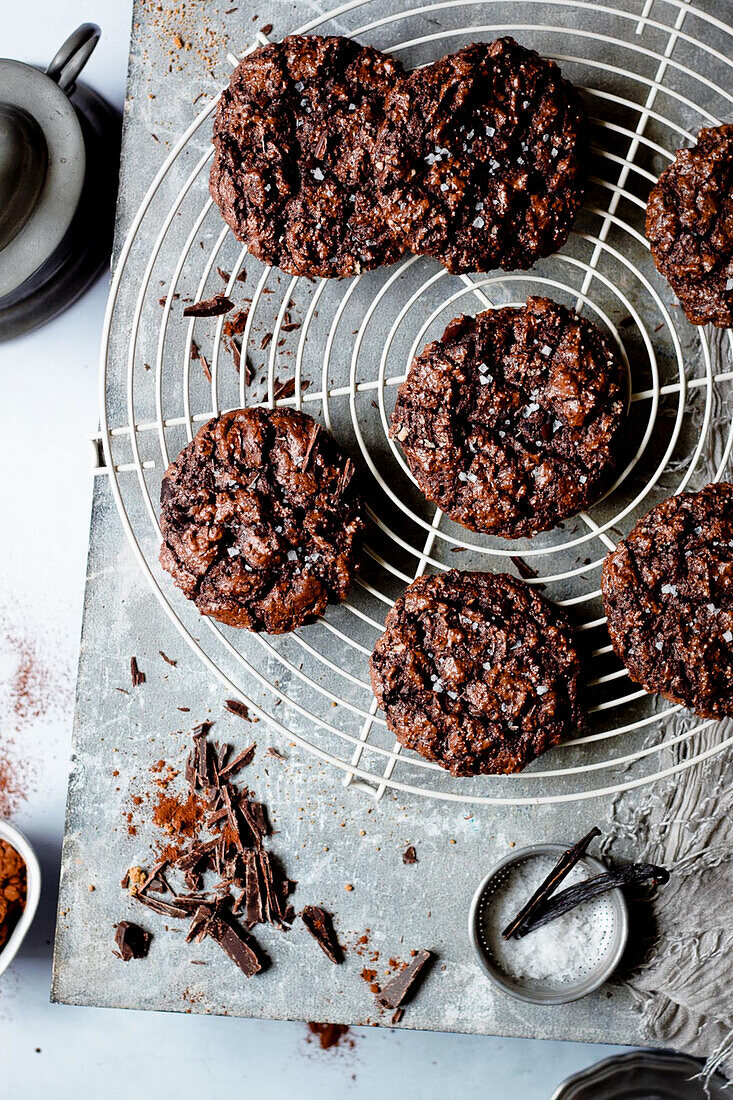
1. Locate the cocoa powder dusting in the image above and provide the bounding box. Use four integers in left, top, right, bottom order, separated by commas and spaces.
306, 1022, 352, 1050
0, 615, 70, 816
152, 791, 203, 842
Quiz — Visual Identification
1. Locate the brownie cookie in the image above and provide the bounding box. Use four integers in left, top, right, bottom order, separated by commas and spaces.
602, 483, 733, 717
159, 407, 365, 633
369, 570, 583, 776
374, 37, 587, 274
391, 296, 626, 538
646, 125, 733, 327
209, 34, 405, 278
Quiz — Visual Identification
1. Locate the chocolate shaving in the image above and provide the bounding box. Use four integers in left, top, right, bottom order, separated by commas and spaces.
403, 846, 418, 865
130, 657, 145, 687
301, 424, 321, 471
377, 950, 433, 1009
243, 849, 264, 926
115, 921, 151, 961
258, 850, 287, 927
265, 746, 286, 761
183, 294, 234, 317
224, 698, 250, 721
301, 905, 342, 964
159, 651, 177, 666
273, 376, 310, 401
222, 786, 246, 854
138, 859, 170, 895
217, 267, 230, 282
132, 892, 190, 920
190, 340, 212, 382
186, 905, 212, 944
338, 459, 355, 495
508, 554, 541, 589
218, 745, 256, 780
249, 801, 269, 838
222, 308, 249, 338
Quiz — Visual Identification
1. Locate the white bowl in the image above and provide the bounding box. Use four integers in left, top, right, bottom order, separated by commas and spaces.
0, 820, 41, 978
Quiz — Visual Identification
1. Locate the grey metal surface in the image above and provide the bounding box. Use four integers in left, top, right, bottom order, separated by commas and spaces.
51, 0, 729, 1043
52, 486, 643, 1039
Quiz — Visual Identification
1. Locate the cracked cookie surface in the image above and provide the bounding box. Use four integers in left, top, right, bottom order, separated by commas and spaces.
374, 36, 587, 274
210, 34, 405, 278
159, 407, 365, 633
646, 124, 733, 327
602, 483, 733, 716
369, 569, 584, 776
391, 296, 626, 538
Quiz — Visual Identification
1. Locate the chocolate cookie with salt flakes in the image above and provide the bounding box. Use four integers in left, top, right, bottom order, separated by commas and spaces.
391, 296, 626, 539
374, 37, 587, 274
601, 484, 733, 718
209, 34, 405, 279
369, 570, 584, 776
646, 124, 733, 327
159, 407, 365, 634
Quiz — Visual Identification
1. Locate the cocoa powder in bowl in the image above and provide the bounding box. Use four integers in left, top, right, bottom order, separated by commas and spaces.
0, 839, 27, 950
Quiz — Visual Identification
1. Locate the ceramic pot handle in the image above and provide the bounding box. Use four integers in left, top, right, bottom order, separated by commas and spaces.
46, 23, 100, 96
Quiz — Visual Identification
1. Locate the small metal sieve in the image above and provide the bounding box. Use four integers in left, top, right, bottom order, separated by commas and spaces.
468, 843, 628, 1005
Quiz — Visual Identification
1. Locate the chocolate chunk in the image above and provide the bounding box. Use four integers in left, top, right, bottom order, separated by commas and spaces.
377, 950, 433, 1009
130, 657, 145, 687
114, 921, 151, 960
183, 294, 235, 317
205, 914, 261, 976
402, 846, 418, 865
186, 905, 212, 944
301, 905, 343, 964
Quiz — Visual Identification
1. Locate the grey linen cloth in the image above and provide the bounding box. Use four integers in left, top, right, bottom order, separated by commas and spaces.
601, 327, 733, 1080
603, 718, 733, 1080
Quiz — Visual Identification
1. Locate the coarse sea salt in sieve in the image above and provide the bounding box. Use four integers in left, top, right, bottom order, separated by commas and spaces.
469, 845, 628, 1004
485, 857, 613, 982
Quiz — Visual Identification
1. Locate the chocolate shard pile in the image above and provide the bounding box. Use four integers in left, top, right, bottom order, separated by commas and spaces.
122, 724, 300, 977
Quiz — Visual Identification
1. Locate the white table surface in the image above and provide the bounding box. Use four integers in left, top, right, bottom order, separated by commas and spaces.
0, 4, 631, 1096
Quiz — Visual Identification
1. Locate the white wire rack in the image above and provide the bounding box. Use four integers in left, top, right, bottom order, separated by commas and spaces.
98, 0, 733, 806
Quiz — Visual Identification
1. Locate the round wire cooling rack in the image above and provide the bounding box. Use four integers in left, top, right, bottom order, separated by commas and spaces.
99, 0, 733, 806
